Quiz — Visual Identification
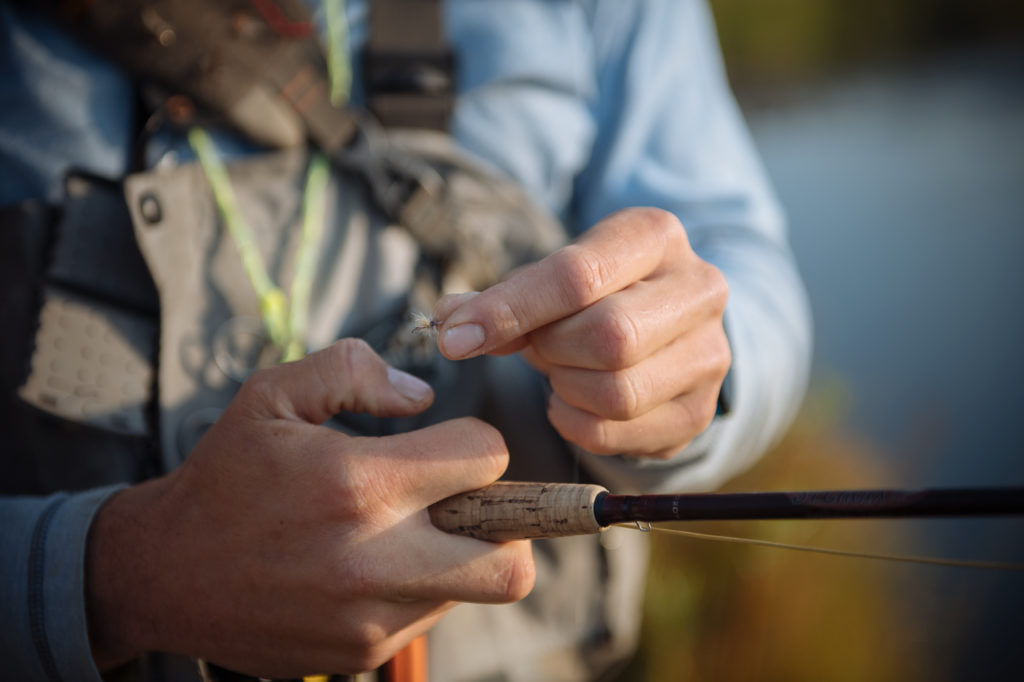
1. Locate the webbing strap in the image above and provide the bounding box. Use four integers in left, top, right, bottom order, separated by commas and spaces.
365, 0, 454, 131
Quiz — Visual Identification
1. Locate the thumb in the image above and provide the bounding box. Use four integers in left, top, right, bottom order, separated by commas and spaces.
242, 339, 434, 424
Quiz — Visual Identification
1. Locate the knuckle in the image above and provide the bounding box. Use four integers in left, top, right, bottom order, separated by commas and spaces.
601, 370, 643, 420
459, 417, 510, 478
234, 367, 284, 415
622, 206, 686, 250
337, 336, 375, 356
697, 322, 732, 383
594, 309, 642, 369
491, 298, 527, 338
700, 261, 730, 312
682, 394, 717, 436
696, 398, 718, 429
576, 420, 620, 456
321, 338, 379, 411
633, 206, 683, 234
497, 548, 536, 602
323, 454, 402, 530
237, 367, 273, 402
324, 338, 375, 379
548, 398, 620, 455
337, 468, 377, 521
556, 246, 610, 309
347, 630, 392, 672
350, 621, 388, 653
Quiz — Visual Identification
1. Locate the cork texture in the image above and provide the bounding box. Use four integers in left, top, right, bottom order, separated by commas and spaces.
429, 481, 607, 541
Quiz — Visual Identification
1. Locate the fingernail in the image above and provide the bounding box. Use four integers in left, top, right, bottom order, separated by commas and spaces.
442, 323, 486, 358
387, 367, 432, 403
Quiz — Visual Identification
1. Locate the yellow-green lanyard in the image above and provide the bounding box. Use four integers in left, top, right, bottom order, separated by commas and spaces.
188, 0, 351, 364
323, 0, 352, 106
189, 130, 330, 363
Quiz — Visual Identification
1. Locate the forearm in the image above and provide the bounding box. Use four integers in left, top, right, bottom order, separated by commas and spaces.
700, 227, 813, 478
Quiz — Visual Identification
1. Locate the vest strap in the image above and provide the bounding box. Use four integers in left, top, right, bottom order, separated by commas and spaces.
365, 0, 455, 131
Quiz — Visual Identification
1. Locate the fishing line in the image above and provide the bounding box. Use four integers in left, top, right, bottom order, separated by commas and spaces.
623, 524, 1024, 572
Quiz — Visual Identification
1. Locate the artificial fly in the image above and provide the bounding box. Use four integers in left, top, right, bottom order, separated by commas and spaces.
410, 311, 441, 338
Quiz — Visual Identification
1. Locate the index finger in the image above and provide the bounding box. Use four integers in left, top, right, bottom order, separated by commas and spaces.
353, 416, 510, 513
436, 208, 672, 360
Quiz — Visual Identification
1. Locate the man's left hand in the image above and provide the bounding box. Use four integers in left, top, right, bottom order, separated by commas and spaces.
434, 207, 730, 460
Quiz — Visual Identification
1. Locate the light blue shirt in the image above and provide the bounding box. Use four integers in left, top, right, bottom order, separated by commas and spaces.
0, 1, 811, 679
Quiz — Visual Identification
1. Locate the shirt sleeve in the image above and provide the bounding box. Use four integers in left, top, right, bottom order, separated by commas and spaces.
571, 0, 813, 493
1, 486, 124, 682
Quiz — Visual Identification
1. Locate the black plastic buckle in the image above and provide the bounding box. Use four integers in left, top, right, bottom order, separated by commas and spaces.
363, 47, 456, 131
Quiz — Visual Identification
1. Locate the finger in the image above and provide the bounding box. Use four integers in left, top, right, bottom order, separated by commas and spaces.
434, 293, 532, 358
547, 387, 721, 459
529, 280, 677, 370
351, 416, 510, 510
345, 604, 450, 673
436, 208, 680, 360
520, 345, 552, 376
386, 523, 536, 604
431, 291, 480, 323
548, 322, 730, 420
269, 600, 453, 676
530, 252, 728, 370
238, 338, 434, 424
405, 538, 535, 604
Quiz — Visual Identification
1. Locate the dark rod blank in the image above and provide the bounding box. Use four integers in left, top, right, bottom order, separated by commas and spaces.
593, 487, 1024, 526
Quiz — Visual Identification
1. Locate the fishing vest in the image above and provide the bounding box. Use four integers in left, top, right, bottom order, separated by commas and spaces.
1, 0, 565, 488
0, 2, 647, 680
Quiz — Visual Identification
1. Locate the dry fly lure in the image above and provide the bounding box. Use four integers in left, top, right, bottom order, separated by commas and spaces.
410, 311, 440, 338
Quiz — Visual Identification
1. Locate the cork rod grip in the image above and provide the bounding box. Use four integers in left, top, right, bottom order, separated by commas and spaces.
429, 482, 608, 541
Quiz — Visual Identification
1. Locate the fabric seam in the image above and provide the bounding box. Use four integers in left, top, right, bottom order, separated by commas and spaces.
28, 496, 67, 682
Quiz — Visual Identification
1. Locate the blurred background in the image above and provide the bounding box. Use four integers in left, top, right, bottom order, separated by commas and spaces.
618, 1, 1024, 680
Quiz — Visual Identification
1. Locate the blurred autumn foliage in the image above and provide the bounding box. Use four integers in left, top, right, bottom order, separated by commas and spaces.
615, 406, 944, 682
710, 0, 1024, 92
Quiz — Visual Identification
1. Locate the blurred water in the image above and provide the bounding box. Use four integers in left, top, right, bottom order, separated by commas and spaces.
745, 49, 1024, 679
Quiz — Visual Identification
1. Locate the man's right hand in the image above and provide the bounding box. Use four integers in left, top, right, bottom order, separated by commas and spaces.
85, 339, 534, 678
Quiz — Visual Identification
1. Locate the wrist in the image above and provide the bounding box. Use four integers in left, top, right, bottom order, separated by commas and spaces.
85, 478, 170, 669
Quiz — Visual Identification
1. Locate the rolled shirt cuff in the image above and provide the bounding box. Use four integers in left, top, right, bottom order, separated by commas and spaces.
1, 484, 126, 682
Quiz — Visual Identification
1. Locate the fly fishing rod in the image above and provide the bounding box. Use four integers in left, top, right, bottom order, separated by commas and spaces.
428, 482, 1024, 541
